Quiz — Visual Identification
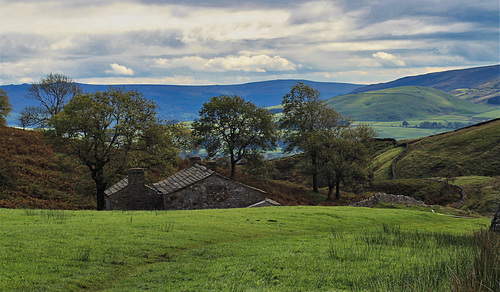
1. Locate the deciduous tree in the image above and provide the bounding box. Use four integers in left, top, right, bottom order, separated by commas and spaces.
21, 73, 81, 128
279, 82, 345, 193
316, 123, 376, 201
50, 88, 177, 210
0, 89, 12, 126
193, 94, 277, 180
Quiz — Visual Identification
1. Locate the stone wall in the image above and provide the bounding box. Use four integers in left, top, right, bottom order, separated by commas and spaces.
107, 169, 163, 210
163, 174, 266, 210
350, 192, 424, 208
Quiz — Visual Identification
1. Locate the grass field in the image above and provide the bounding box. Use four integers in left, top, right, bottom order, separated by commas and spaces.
0, 206, 495, 291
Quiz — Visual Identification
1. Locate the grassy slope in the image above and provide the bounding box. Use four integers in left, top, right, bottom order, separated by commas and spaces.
394, 119, 500, 178
0, 207, 492, 291
326, 86, 493, 122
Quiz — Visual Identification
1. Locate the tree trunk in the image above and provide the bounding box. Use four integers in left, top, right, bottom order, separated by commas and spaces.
91, 168, 107, 210
230, 160, 236, 180
335, 181, 341, 200
311, 155, 319, 193
96, 183, 106, 211
326, 185, 334, 201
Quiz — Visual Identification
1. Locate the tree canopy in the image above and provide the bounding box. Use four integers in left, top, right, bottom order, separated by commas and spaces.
21, 73, 81, 128
280, 82, 376, 198
50, 87, 177, 210
193, 94, 277, 180
0, 89, 12, 126
316, 123, 376, 200
280, 82, 346, 193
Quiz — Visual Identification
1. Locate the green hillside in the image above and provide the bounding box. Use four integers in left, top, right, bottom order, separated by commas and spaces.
393, 119, 500, 178
326, 86, 493, 122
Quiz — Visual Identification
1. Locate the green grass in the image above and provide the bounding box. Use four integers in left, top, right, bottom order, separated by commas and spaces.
0, 206, 494, 291
394, 119, 500, 178
373, 146, 404, 180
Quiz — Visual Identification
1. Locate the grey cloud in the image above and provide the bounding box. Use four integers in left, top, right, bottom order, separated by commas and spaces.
0, 34, 51, 62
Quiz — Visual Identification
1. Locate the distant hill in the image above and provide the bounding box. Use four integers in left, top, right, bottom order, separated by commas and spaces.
393, 118, 500, 178
325, 86, 492, 121
1, 80, 361, 125
351, 64, 499, 94
451, 79, 500, 105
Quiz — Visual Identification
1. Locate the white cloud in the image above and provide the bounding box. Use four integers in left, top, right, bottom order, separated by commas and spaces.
105, 63, 134, 75
372, 52, 406, 67
155, 51, 300, 72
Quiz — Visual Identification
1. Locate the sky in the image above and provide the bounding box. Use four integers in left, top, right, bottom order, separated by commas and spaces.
0, 0, 499, 86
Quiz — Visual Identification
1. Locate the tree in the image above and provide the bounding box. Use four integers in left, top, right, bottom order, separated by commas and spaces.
50, 88, 177, 210
166, 121, 199, 158
193, 94, 278, 180
0, 89, 12, 126
21, 73, 81, 128
279, 82, 345, 193
316, 123, 376, 201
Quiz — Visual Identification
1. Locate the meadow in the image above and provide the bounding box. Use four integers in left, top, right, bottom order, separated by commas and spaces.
0, 206, 496, 291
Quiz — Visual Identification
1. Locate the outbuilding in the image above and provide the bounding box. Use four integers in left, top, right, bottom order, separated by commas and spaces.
154, 157, 271, 210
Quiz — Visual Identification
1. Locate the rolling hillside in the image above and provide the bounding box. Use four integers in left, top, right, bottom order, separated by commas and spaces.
326, 86, 493, 121
451, 79, 500, 105
393, 118, 500, 178
1, 80, 361, 125
351, 64, 499, 94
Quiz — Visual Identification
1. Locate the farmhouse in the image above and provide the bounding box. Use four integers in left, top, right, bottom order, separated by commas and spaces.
154, 157, 273, 210
104, 157, 278, 210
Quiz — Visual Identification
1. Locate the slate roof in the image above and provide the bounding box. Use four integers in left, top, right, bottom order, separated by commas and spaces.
105, 178, 129, 196
153, 164, 214, 195
104, 177, 158, 196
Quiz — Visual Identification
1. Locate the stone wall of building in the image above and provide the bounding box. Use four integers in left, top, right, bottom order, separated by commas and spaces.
107, 169, 163, 210
163, 174, 266, 210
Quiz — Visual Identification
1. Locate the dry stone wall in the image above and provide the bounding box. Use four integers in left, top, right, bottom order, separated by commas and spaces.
350, 192, 425, 208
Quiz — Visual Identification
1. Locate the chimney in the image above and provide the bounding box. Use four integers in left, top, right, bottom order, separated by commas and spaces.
207, 161, 217, 172
128, 168, 145, 187
189, 156, 202, 167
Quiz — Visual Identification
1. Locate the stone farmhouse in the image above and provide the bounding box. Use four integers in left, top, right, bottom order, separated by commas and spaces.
104, 157, 279, 211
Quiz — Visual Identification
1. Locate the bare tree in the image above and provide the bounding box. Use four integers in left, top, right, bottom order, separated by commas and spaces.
20, 73, 81, 128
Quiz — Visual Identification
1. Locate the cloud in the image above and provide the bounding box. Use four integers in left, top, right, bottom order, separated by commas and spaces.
105, 63, 134, 76
372, 52, 406, 67
155, 52, 300, 72
0, 0, 498, 85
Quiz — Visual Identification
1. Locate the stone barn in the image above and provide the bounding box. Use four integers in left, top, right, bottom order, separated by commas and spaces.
153, 159, 270, 210
105, 168, 163, 210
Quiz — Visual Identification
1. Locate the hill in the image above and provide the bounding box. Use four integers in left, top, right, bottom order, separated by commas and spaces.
1, 80, 361, 125
325, 86, 493, 121
351, 64, 499, 94
451, 79, 500, 105
393, 118, 500, 179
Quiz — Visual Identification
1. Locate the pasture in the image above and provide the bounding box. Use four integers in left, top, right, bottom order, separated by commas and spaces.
0, 206, 496, 291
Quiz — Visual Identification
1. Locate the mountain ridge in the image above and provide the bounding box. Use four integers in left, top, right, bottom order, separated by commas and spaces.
350, 64, 499, 94
1, 79, 362, 123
